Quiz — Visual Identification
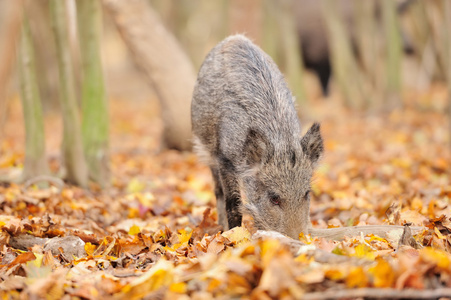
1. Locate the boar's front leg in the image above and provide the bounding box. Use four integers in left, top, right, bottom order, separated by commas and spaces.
211, 167, 227, 230
218, 157, 242, 229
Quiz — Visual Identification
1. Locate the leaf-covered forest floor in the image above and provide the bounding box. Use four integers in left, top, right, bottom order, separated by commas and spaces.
1, 87, 451, 299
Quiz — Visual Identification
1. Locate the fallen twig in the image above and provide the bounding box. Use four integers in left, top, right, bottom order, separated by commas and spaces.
309, 225, 425, 240
302, 287, 451, 300
253, 230, 368, 264
22, 175, 65, 192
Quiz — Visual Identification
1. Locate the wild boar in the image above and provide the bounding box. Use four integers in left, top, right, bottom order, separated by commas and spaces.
191, 35, 323, 239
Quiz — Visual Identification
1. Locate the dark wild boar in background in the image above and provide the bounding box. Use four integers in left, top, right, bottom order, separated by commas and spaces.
191, 35, 324, 239
294, 0, 415, 96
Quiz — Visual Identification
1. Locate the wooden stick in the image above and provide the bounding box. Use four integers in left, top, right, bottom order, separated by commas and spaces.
309, 225, 425, 240
302, 288, 451, 300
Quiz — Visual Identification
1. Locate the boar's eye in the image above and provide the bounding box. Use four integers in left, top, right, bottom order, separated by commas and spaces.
304, 190, 310, 199
269, 193, 281, 206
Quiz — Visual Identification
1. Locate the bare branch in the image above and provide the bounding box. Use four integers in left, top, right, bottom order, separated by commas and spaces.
303, 288, 451, 300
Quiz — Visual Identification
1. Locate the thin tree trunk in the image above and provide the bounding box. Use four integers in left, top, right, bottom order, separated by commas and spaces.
262, 0, 279, 64
158, 0, 228, 70
19, 17, 49, 181
66, 0, 82, 105
77, 0, 109, 187
277, 0, 307, 104
50, 0, 88, 187
355, 0, 382, 109
425, 1, 447, 82
443, 0, 451, 149
103, 0, 195, 151
262, 0, 306, 105
27, 0, 60, 112
408, 1, 434, 90
382, 0, 403, 108
0, 0, 23, 141
322, 0, 365, 109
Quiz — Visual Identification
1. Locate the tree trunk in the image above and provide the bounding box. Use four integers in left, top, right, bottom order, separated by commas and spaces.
262, 0, 280, 64
50, 0, 88, 187
382, 0, 402, 108
26, 0, 60, 112
276, 0, 307, 104
19, 17, 49, 181
355, 0, 382, 108
77, 0, 110, 187
442, 0, 451, 149
103, 0, 196, 151
322, 0, 365, 109
262, 0, 306, 105
0, 0, 23, 140
408, 1, 434, 90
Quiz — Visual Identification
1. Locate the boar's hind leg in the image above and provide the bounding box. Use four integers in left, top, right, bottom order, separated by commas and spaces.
211, 167, 227, 230
218, 159, 242, 229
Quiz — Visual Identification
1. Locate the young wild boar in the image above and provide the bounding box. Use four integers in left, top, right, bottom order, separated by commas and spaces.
191, 35, 324, 239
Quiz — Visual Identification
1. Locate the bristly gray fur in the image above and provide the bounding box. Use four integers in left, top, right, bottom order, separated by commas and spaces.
191, 35, 324, 239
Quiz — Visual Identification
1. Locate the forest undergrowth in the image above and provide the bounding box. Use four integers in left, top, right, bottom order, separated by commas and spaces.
1, 87, 450, 299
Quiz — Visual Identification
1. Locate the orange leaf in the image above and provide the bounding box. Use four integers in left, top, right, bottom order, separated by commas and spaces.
369, 259, 395, 288
128, 225, 141, 236
353, 244, 376, 260
169, 282, 187, 294
84, 243, 97, 256
420, 247, 451, 270
346, 267, 368, 288
9, 252, 36, 267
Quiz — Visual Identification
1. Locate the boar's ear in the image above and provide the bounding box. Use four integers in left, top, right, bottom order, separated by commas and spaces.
301, 123, 323, 167
244, 129, 272, 166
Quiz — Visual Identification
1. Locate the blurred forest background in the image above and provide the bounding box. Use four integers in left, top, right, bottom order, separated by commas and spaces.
2, 1, 451, 297
0, 0, 450, 187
